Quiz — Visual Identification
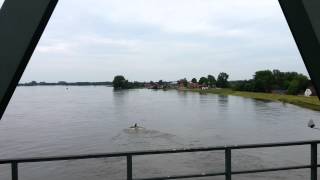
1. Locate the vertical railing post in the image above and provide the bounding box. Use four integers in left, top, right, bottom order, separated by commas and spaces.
225, 148, 232, 180
11, 162, 18, 180
311, 143, 317, 180
127, 155, 133, 180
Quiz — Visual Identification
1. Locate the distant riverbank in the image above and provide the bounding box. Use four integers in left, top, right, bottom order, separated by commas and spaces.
183, 88, 320, 111
18, 81, 112, 86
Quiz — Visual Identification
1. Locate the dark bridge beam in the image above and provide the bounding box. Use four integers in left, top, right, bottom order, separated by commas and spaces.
0, 0, 58, 119
279, 0, 320, 99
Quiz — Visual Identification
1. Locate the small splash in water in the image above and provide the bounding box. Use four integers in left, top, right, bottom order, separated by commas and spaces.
123, 128, 175, 139
110, 128, 185, 151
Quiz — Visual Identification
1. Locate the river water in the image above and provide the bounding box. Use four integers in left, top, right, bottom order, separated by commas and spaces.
0, 86, 320, 179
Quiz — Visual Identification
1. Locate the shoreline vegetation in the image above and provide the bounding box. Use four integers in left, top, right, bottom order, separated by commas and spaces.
19, 69, 320, 111
109, 70, 320, 111
183, 88, 320, 111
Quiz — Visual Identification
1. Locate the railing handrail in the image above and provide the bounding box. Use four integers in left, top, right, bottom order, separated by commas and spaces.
0, 140, 319, 164
1, 140, 319, 180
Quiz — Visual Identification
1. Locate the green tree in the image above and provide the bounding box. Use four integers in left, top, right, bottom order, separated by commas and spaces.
112, 75, 129, 89
207, 75, 216, 88
272, 69, 286, 89
287, 79, 300, 95
294, 74, 309, 91
233, 80, 255, 91
216, 72, 229, 88
199, 77, 208, 85
191, 78, 197, 83
271, 70, 308, 93
29, 81, 37, 86
253, 70, 274, 92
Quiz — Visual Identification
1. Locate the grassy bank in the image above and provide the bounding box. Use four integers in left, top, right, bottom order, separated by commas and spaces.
184, 88, 320, 111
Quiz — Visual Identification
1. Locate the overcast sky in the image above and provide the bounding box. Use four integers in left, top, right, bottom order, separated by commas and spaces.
1, 0, 309, 82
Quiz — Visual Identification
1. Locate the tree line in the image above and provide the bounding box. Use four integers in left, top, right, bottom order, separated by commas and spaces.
113, 73, 230, 90
112, 75, 145, 89
233, 69, 310, 95
180, 72, 230, 88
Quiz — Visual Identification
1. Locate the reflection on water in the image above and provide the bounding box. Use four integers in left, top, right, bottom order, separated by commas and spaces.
218, 95, 229, 108
0, 86, 320, 180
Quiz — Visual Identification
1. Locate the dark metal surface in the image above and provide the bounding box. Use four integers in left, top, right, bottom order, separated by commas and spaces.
0, 140, 318, 180
11, 162, 18, 180
311, 143, 317, 180
225, 148, 232, 180
279, 0, 320, 99
127, 155, 133, 180
0, 140, 318, 164
0, 0, 58, 120
138, 166, 311, 180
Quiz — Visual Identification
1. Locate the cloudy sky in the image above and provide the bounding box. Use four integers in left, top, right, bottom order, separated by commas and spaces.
1, 0, 309, 82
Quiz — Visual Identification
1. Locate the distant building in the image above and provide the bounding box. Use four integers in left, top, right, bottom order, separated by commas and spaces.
145, 82, 162, 89
199, 84, 208, 90
198, 84, 208, 89
189, 83, 199, 89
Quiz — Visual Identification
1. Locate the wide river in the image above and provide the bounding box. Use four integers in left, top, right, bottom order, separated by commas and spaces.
1, 86, 320, 180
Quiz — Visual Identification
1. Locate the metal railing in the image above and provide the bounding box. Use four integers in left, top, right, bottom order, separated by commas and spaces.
0, 140, 319, 180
